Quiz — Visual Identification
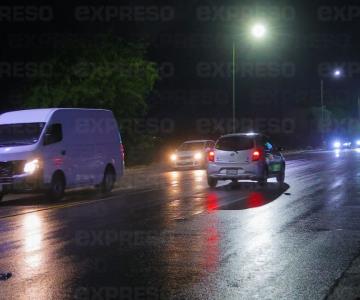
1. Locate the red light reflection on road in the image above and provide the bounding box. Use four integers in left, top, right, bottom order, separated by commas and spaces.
246, 192, 265, 208
206, 193, 218, 212
203, 226, 219, 272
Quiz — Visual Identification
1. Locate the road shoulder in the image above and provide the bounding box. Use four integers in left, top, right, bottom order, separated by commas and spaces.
326, 254, 360, 299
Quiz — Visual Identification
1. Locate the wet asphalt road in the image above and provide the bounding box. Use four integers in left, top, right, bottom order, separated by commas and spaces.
1, 150, 360, 299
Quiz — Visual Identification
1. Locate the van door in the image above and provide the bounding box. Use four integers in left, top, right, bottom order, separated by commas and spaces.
42, 123, 74, 186
64, 110, 97, 186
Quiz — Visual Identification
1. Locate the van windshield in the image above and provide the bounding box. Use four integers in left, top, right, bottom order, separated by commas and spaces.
216, 136, 254, 151
0, 123, 45, 147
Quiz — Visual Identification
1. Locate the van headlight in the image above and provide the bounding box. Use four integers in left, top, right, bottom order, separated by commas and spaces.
24, 159, 40, 174
194, 152, 203, 160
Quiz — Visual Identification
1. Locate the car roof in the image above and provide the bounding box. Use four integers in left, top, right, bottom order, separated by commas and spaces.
182, 140, 214, 143
221, 133, 262, 138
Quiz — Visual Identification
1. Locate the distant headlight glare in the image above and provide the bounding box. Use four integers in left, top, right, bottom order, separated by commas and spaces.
333, 141, 341, 149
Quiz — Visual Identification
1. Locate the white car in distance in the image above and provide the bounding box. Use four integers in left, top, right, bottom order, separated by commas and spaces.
170, 140, 215, 169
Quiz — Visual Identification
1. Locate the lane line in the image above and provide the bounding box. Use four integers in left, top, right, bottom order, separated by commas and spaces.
0, 187, 163, 220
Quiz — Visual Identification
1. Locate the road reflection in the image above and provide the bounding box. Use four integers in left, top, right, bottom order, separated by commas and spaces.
164, 169, 208, 219
158, 170, 220, 288
246, 192, 265, 208
215, 183, 289, 210
18, 213, 49, 299
334, 149, 341, 158
23, 213, 43, 268
206, 192, 218, 212
202, 216, 220, 272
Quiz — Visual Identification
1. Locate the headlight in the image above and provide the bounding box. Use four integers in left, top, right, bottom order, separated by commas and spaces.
333, 141, 341, 149
170, 154, 177, 162
194, 152, 202, 160
356, 140, 360, 146
24, 159, 40, 174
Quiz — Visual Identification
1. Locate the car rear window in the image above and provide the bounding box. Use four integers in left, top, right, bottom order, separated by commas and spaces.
215, 136, 254, 151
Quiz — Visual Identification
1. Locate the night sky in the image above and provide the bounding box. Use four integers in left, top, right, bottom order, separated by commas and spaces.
1, 0, 360, 146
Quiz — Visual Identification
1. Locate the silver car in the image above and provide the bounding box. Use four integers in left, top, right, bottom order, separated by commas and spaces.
170, 140, 215, 168
207, 133, 285, 187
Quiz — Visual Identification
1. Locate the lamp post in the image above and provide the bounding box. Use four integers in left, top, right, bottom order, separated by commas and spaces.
232, 23, 267, 133
320, 69, 342, 145
232, 40, 236, 133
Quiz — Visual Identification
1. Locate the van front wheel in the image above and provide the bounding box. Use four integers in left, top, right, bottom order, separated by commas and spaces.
101, 167, 115, 194
47, 172, 65, 201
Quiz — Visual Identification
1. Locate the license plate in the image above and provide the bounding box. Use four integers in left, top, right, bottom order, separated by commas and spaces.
271, 164, 281, 172
226, 169, 238, 176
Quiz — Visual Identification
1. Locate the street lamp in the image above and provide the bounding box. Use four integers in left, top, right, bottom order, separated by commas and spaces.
333, 69, 342, 77
251, 23, 267, 39
320, 69, 343, 146
232, 22, 267, 133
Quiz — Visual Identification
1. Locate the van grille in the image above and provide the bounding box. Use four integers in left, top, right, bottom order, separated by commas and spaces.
0, 161, 26, 177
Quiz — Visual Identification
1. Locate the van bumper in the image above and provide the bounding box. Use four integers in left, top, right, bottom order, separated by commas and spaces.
0, 173, 44, 193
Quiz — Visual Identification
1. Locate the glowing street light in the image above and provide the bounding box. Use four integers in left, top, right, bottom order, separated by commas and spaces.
251, 23, 267, 39
320, 68, 344, 146
232, 22, 268, 132
333, 69, 342, 77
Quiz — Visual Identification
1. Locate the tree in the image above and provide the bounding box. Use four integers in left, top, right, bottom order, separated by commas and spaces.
24, 36, 159, 164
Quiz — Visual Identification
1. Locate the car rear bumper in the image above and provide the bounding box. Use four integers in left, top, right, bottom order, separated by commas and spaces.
209, 173, 260, 181
207, 161, 263, 180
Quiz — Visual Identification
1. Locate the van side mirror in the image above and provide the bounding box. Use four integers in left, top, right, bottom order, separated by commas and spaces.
277, 146, 284, 152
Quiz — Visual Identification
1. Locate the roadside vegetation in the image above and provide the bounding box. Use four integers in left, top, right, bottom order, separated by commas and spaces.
24, 35, 159, 165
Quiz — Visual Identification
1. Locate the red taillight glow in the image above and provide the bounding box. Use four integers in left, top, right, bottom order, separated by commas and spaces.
208, 151, 215, 162
252, 149, 261, 161
120, 143, 125, 160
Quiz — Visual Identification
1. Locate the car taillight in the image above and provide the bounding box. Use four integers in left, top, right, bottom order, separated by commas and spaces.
120, 143, 125, 160
252, 149, 261, 161
208, 151, 215, 162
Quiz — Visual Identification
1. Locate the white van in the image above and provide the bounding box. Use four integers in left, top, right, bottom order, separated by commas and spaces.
0, 108, 125, 201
